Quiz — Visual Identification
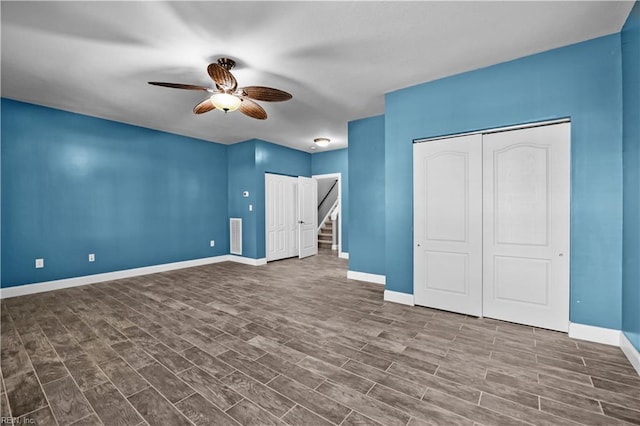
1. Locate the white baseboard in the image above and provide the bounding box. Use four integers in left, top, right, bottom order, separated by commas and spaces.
339, 252, 349, 259
547, 323, 640, 376
568, 323, 621, 346
347, 271, 385, 285
0, 255, 231, 299
384, 290, 415, 306
620, 332, 640, 376
227, 256, 267, 266
0, 254, 271, 299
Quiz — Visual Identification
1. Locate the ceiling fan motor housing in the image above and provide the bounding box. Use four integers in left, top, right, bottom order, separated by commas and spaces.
217, 57, 236, 71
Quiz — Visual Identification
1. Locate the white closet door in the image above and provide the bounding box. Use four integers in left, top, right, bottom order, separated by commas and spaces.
482, 123, 570, 331
414, 134, 483, 316
266, 174, 297, 261
298, 176, 318, 259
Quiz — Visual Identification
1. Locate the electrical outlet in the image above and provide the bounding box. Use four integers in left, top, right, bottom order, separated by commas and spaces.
249, 204, 253, 212
88, 253, 95, 262
35, 258, 44, 268
210, 240, 215, 247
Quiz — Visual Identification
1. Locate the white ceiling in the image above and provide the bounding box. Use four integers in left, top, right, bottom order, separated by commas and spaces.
1, 1, 633, 153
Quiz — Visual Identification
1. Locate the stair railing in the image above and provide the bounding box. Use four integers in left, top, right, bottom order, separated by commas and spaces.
318, 179, 338, 212
317, 180, 338, 226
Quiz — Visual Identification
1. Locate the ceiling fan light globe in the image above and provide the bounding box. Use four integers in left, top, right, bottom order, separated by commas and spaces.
210, 93, 241, 112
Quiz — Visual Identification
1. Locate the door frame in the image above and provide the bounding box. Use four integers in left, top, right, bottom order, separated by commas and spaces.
414, 118, 570, 144
312, 173, 342, 255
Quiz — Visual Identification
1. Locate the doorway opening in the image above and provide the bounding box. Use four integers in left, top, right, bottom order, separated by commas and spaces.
313, 173, 342, 256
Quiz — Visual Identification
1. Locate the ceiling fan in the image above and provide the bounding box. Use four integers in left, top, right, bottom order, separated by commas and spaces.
148, 57, 292, 120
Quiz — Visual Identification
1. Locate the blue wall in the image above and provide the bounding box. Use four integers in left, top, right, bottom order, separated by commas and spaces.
348, 117, 384, 274
622, 2, 640, 351
385, 34, 624, 330
2, 99, 229, 287
312, 149, 348, 253
228, 140, 259, 259
2, 98, 346, 286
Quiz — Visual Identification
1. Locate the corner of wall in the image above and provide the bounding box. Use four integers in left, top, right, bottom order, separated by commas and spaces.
622, 0, 640, 354
621, 331, 640, 375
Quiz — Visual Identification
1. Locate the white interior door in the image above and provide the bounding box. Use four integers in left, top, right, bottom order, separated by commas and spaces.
298, 176, 318, 259
482, 123, 570, 331
413, 134, 483, 316
265, 174, 298, 261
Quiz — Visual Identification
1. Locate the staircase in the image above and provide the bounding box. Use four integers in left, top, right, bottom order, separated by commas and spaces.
318, 221, 333, 250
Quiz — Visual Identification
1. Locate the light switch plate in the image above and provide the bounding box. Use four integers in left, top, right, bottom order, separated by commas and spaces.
35, 258, 44, 268
89, 253, 95, 262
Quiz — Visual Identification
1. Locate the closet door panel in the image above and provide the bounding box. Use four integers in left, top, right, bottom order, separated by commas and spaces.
414, 134, 483, 316
482, 123, 570, 331
266, 174, 298, 261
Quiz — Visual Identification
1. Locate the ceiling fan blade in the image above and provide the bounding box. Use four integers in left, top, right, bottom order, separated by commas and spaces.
148, 82, 211, 92
207, 63, 238, 91
193, 98, 216, 114
240, 86, 292, 102
239, 98, 267, 120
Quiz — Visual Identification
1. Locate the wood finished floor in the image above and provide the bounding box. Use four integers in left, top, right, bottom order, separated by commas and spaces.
1, 251, 639, 426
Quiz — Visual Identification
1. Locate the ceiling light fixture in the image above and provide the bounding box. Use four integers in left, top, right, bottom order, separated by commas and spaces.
210, 93, 242, 112
314, 138, 330, 148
